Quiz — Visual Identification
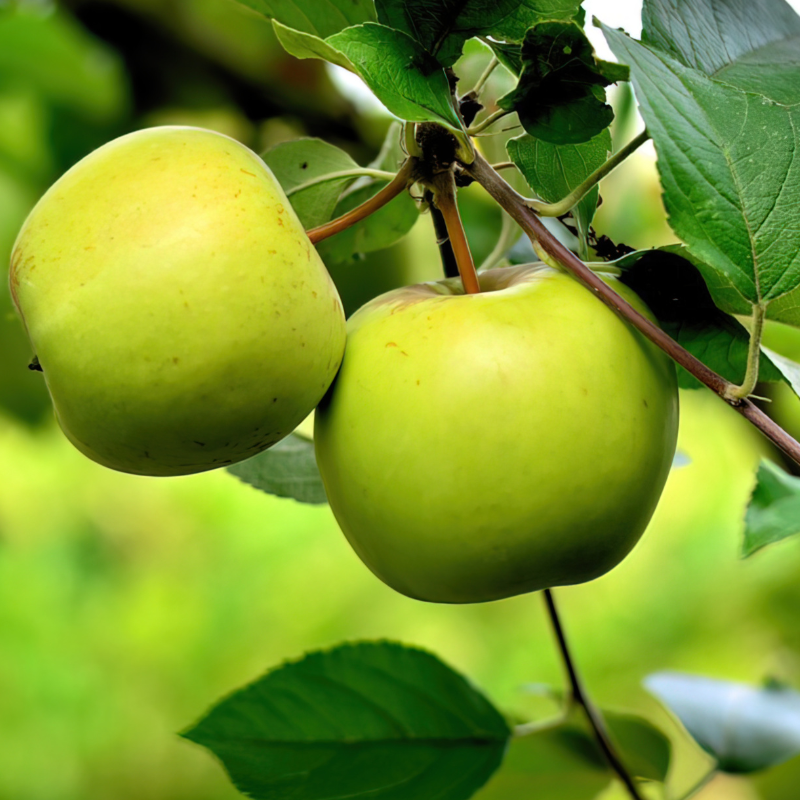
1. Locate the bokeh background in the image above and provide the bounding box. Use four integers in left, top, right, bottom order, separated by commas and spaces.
3, 1, 800, 799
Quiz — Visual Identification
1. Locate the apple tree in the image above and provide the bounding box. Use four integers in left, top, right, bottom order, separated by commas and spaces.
6, 0, 800, 799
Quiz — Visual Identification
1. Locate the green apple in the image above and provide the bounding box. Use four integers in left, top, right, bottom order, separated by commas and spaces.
10, 126, 346, 476
315, 265, 679, 603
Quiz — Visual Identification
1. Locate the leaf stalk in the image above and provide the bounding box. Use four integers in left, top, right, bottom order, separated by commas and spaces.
467, 108, 512, 135
307, 159, 416, 244
471, 56, 500, 97
287, 168, 398, 197
530, 130, 650, 217
725, 303, 766, 400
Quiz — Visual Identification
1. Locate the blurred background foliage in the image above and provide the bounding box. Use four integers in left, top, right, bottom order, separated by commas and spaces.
2, 1, 800, 799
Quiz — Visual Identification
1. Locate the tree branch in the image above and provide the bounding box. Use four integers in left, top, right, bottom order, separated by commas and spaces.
543, 590, 644, 800
464, 152, 800, 469
307, 159, 416, 244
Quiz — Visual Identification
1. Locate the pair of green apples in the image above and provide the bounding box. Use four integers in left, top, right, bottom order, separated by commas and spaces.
10, 127, 679, 604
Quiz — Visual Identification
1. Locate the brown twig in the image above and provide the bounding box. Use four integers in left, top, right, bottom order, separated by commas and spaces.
307, 159, 416, 244
430, 168, 481, 294
464, 152, 800, 468
544, 590, 644, 800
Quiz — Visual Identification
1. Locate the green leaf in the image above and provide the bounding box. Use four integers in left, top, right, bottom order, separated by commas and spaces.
604, 710, 671, 783
233, 0, 375, 38
645, 671, 800, 773
642, 0, 800, 103
743, 459, 800, 557
182, 641, 511, 800
499, 21, 625, 145
373, 0, 580, 68
471, 724, 610, 800
506, 129, 611, 252
473, 709, 669, 799
327, 23, 464, 131
489, 1, 583, 43
271, 21, 356, 73
317, 178, 420, 264
262, 138, 359, 229
603, 26, 800, 326
616, 246, 784, 389
227, 434, 327, 505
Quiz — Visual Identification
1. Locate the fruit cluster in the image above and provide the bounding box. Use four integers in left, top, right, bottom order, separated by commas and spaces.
10, 127, 679, 602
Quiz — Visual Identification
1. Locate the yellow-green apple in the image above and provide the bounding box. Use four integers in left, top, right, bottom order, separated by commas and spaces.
10, 126, 346, 476
315, 265, 679, 603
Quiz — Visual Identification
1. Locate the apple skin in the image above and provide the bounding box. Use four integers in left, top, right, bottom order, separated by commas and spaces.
315, 265, 679, 603
9, 126, 346, 476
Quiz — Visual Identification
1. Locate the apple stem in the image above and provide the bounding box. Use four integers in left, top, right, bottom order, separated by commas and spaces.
543, 589, 646, 800
424, 189, 460, 279
306, 159, 416, 245
465, 151, 800, 469
431, 169, 481, 294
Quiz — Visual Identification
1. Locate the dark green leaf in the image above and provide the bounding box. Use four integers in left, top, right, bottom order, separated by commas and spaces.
642, 0, 800, 103
499, 21, 625, 144
471, 723, 610, 800
227, 434, 327, 505
373, 0, 580, 68
262, 138, 359, 229
473, 708, 669, 799
743, 459, 800, 557
233, 0, 375, 38
183, 641, 511, 800
506, 129, 610, 252
646, 672, 800, 773
488, 41, 524, 76
317, 178, 420, 264
327, 23, 464, 130
603, 26, 800, 326
604, 710, 671, 783
616, 246, 784, 389
489, 1, 583, 43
